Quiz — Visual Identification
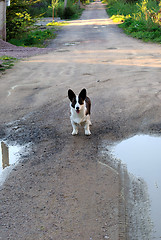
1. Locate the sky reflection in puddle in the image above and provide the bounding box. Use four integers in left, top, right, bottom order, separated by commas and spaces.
111, 134, 161, 239
0, 141, 24, 186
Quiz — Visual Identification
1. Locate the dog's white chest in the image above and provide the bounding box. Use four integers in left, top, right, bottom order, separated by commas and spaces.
70, 108, 86, 124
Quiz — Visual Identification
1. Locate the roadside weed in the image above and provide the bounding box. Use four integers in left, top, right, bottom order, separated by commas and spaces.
0, 56, 17, 72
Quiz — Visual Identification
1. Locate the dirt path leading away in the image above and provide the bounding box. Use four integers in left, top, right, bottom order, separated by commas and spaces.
1, 1, 161, 239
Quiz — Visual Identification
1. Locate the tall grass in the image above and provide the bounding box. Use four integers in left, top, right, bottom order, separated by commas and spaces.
107, 0, 137, 16
106, 0, 161, 43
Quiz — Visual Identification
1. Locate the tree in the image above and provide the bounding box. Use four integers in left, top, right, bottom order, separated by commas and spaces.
52, 0, 59, 20
6, 0, 38, 40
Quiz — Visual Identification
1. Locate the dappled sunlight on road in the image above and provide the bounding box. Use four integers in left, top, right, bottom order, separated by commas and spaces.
68, 18, 118, 26
23, 0, 161, 70
25, 48, 161, 68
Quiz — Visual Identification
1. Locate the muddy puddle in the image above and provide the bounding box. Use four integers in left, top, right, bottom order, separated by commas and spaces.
110, 135, 161, 240
0, 141, 26, 186
64, 42, 80, 46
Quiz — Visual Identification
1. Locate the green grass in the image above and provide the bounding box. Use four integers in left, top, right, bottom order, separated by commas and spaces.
9, 28, 57, 47
106, 0, 161, 43
119, 17, 161, 43
0, 56, 17, 72
107, 0, 137, 17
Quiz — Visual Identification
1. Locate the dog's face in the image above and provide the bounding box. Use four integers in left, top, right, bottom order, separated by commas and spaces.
68, 89, 86, 114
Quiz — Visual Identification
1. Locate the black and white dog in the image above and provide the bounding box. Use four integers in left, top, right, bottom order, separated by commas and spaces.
68, 88, 91, 135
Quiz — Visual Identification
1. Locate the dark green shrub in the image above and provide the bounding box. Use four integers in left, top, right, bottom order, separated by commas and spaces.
28, 0, 51, 17
56, 1, 83, 20
6, 0, 52, 40
57, 3, 64, 18
63, 6, 75, 19
6, 10, 35, 40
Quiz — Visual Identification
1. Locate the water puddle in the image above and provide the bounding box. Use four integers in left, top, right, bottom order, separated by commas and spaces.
111, 134, 161, 239
0, 141, 25, 186
64, 42, 80, 46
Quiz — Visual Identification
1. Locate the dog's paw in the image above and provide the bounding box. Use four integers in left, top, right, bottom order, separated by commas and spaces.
72, 130, 78, 135
85, 130, 91, 136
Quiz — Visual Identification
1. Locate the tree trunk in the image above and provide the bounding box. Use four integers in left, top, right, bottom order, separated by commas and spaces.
64, 0, 67, 9
53, 6, 55, 21
0, 0, 6, 41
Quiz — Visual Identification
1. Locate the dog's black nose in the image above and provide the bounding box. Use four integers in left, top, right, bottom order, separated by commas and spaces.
76, 107, 79, 110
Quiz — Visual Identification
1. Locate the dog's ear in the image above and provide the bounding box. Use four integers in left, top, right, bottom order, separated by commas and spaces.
79, 88, 86, 101
68, 89, 76, 102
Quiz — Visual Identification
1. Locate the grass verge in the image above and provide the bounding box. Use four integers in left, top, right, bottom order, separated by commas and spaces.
9, 27, 57, 48
106, 0, 161, 43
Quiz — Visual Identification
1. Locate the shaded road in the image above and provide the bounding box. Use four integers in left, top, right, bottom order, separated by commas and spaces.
1, 1, 161, 239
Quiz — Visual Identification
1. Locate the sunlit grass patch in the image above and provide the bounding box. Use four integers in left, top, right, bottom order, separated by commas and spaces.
111, 14, 130, 23
46, 21, 69, 26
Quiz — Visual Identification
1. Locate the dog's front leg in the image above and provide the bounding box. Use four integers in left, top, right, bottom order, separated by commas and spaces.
71, 121, 78, 135
84, 122, 91, 136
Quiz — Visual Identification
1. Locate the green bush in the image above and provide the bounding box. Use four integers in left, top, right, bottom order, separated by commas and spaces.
6, 10, 35, 40
56, 0, 83, 19
28, 0, 51, 17
63, 6, 75, 19
57, 1, 65, 18
6, 0, 51, 40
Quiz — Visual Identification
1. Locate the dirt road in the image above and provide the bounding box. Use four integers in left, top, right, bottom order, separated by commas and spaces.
1, 1, 161, 239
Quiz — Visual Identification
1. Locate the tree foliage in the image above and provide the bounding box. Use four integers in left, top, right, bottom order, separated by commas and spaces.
9, 0, 41, 7
6, 0, 42, 40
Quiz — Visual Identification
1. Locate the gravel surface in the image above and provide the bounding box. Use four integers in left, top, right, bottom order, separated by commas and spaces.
0, 39, 52, 59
